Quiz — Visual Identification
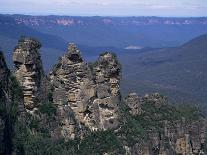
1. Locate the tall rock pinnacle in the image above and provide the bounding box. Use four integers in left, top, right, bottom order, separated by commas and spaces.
13, 37, 48, 113
50, 44, 121, 135
92, 52, 121, 129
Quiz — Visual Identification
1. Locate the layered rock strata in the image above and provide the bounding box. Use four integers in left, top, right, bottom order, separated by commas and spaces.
50, 44, 121, 134
91, 52, 121, 130
50, 43, 95, 139
13, 38, 48, 113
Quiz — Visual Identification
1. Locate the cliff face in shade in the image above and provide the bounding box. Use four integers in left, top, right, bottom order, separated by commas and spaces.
0, 51, 24, 154
13, 38, 48, 113
0, 51, 9, 154
0, 52, 10, 90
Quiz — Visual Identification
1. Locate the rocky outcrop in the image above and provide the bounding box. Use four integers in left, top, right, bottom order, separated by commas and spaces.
50, 44, 121, 138
92, 52, 121, 130
124, 93, 142, 116
124, 93, 206, 155
144, 93, 167, 107
50, 43, 94, 139
13, 37, 48, 113
0, 38, 206, 154
164, 119, 206, 155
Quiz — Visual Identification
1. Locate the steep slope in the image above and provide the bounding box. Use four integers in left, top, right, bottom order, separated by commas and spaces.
121, 34, 207, 107
0, 51, 24, 154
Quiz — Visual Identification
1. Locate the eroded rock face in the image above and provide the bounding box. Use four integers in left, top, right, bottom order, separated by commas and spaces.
126, 122, 206, 155
13, 37, 48, 113
50, 43, 95, 139
92, 52, 121, 130
124, 93, 206, 155
165, 119, 206, 155
50, 45, 121, 137
144, 93, 167, 107
124, 93, 142, 116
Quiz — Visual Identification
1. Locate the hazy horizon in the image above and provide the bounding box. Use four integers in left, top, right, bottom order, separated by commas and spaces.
1, 0, 207, 17
1, 13, 207, 18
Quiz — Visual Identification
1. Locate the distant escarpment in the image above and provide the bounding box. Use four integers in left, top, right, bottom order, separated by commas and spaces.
0, 37, 206, 155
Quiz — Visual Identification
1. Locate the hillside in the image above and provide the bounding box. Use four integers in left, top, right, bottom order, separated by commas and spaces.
10, 15, 207, 48
120, 34, 207, 108
0, 38, 206, 155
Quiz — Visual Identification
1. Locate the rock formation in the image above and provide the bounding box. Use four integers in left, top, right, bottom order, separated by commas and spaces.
92, 52, 121, 130
13, 37, 48, 113
0, 38, 206, 154
124, 93, 206, 155
49, 43, 95, 139
50, 44, 121, 136
144, 93, 167, 107
124, 93, 142, 116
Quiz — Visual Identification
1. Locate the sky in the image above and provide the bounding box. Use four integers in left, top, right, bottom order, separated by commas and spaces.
0, 0, 207, 17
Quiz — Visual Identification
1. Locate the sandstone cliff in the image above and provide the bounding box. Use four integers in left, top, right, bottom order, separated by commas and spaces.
13, 37, 49, 114
50, 44, 121, 139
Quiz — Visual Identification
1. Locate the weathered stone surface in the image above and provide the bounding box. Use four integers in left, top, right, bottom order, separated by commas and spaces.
50, 43, 95, 139
13, 37, 48, 113
125, 120, 206, 155
144, 93, 167, 107
50, 45, 121, 136
124, 93, 206, 155
91, 52, 121, 130
124, 93, 142, 116
52, 105, 78, 141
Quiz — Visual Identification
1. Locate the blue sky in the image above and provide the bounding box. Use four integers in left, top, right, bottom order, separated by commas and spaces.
0, 0, 207, 17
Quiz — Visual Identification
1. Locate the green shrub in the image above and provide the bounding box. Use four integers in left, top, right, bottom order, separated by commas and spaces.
39, 102, 56, 117
78, 130, 124, 155
10, 75, 23, 122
